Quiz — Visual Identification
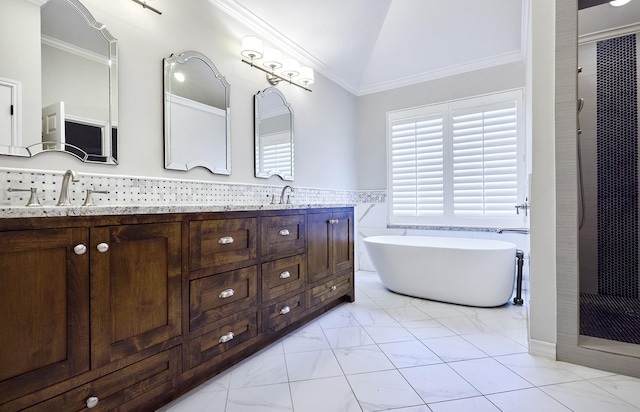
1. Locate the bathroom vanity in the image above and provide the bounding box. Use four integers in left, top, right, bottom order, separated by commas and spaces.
0, 206, 354, 411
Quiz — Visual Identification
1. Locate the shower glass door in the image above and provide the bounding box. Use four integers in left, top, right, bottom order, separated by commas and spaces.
578, 1, 640, 348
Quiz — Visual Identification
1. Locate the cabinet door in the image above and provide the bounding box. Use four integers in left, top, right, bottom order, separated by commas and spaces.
0, 228, 89, 404
307, 211, 331, 283
307, 210, 354, 283
331, 210, 354, 274
90, 223, 182, 368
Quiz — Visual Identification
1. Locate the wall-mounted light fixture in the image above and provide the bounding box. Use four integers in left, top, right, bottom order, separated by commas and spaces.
241, 36, 314, 92
131, 0, 162, 15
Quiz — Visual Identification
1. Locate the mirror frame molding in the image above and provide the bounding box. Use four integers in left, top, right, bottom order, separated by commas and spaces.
3, 0, 119, 164
254, 87, 294, 181
163, 50, 231, 175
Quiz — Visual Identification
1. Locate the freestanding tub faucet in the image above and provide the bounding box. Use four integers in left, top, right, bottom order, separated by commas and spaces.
280, 185, 294, 204
56, 169, 80, 206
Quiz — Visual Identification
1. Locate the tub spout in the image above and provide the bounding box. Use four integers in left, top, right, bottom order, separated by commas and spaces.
496, 228, 530, 234
56, 169, 80, 206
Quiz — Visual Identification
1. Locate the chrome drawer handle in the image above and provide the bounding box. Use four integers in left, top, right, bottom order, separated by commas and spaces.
280, 306, 291, 315
96, 243, 109, 253
218, 289, 235, 299
218, 331, 234, 343
280, 271, 291, 279
86, 396, 99, 408
218, 236, 234, 245
330, 285, 337, 291
278, 229, 290, 236
329, 219, 339, 224
74, 244, 87, 255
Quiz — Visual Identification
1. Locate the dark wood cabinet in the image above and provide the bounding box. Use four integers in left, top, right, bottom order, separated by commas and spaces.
0, 207, 354, 411
0, 228, 90, 405
307, 209, 354, 284
90, 222, 182, 368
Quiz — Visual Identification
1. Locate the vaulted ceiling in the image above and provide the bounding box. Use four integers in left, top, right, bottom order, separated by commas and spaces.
210, 0, 525, 95
212, 0, 639, 95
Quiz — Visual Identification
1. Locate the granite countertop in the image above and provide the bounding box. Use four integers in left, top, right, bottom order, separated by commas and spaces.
0, 203, 356, 219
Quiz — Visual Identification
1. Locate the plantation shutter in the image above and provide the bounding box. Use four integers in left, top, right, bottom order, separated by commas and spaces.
260, 133, 292, 176
451, 101, 518, 221
387, 89, 525, 228
390, 113, 444, 218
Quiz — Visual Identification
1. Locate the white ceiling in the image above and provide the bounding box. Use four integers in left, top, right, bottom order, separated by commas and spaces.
211, 0, 526, 95
579, 0, 640, 38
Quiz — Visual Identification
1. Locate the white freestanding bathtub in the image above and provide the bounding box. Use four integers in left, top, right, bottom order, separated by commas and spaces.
363, 236, 517, 307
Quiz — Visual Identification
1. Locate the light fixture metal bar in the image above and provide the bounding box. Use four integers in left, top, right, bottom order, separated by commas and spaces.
131, 0, 162, 15
242, 59, 312, 92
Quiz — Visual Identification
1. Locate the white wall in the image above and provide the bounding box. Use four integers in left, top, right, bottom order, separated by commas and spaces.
357, 61, 526, 190
529, 0, 558, 356
1, 0, 41, 145
1, 0, 357, 190
355, 61, 529, 280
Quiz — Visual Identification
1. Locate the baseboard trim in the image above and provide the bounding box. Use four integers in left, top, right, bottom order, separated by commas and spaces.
529, 338, 557, 359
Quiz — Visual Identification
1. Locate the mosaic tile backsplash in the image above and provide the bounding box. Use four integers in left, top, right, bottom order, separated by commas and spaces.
597, 34, 639, 298
0, 168, 360, 208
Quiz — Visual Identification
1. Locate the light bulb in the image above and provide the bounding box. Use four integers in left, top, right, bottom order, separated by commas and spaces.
262, 48, 283, 71
280, 59, 300, 78
241, 36, 263, 60
610, 0, 631, 6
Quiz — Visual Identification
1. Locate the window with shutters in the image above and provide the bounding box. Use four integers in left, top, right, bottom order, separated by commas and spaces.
260, 134, 292, 177
387, 89, 526, 228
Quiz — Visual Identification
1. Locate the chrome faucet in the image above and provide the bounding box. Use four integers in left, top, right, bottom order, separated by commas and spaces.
56, 169, 80, 206
279, 185, 294, 204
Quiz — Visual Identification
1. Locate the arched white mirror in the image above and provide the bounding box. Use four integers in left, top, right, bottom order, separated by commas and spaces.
163, 51, 231, 175
254, 87, 294, 181
0, 0, 118, 163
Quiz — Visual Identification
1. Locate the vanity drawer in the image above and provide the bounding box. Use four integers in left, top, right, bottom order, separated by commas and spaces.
186, 310, 258, 370
261, 214, 305, 257
308, 272, 353, 309
261, 293, 306, 333
189, 266, 258, 331
23, 346, 181, 412
190, 217, 258, 272
261, 254, 306, 303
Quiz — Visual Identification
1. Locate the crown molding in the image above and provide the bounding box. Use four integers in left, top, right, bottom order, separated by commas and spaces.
27, 0, 49, 6
358, 51, 523, 96
41, 35, 110, 65
579, 22, 640, 44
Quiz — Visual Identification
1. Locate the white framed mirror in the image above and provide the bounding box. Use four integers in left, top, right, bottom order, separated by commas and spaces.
0, 0, 118, 164
163, 51, 231, 175
254, 87, 294, 181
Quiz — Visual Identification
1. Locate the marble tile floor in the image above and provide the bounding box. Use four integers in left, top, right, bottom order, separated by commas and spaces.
157, 271, 640, 412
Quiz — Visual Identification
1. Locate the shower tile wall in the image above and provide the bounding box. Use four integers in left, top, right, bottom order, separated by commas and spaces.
596, 34, 639, 298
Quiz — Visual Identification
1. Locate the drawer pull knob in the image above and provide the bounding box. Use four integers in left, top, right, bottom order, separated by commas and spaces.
280, 271, 291, 279
74, 244, 87, 255
280, 306, 291, 315
218, 332, 234, 343
218, 289, 235, 299
96, 243, 109, 253
330, 285, 337, 291
329, 219, 339, 224
278, 229, 290, 236
86, 396, 99, 408
218, 236, 235, 245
